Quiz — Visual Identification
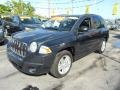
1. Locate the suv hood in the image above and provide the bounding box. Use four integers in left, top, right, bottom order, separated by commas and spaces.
23, 24, 41, 29
13, 28, 72, 44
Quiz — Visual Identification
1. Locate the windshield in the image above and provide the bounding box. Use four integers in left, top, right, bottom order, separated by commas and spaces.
21, 17, 41, 24
41, 16, 79, 31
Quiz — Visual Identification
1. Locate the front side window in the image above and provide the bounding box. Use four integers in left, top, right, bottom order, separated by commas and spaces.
41, 16, 79, 31
78, 17, 91, 32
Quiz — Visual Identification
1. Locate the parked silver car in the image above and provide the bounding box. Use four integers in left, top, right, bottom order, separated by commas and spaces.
105, 20, 117, 30
115, 19, 120, 30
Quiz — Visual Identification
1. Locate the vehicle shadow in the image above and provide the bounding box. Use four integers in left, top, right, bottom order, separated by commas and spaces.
78, 55, 107, 76
47, 55, 108, 90
114, 80, 120, 90
22, 85, 39, 90
102, 54, 120, 63
0, 71, 19, 80
61, 54, 108, 82
0, 38, 8, 46
113, 34, 120, 39
112, 40, 120, 48
49, 53, 120, 90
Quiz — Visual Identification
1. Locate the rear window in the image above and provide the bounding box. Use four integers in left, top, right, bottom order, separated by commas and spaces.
92, 16, 105, 29
3, 17, 13, 22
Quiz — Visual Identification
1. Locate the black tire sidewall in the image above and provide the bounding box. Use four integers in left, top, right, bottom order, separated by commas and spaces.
99, 39, 106, 53
50, 50, 73, 78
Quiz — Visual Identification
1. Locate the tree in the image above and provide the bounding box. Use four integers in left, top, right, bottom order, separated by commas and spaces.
0, 4, 11, 14
24, 2, 35, 16
7, 0, 35, 16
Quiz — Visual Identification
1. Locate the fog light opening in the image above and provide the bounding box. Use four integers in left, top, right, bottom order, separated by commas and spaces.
29, 68, 37, 74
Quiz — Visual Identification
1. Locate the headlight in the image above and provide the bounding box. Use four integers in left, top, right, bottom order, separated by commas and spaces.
25, 27, 29, 30
25, 27, 33, 31
29, 42, 37, 53
6, 25, 10, 29
39, 46, 52, 54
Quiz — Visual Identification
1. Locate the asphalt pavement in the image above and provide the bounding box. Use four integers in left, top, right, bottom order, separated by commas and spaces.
0, 31, 120, 90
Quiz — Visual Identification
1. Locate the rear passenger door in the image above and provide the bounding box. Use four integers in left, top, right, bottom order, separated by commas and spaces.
91, 16, 105, 48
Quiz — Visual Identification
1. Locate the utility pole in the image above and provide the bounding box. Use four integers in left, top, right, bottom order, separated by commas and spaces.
71, 0, 74, 14
48, 0, 50, 18
52, 9, 55, 16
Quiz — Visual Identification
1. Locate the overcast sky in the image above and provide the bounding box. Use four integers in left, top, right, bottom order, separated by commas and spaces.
0, 0, 120, 19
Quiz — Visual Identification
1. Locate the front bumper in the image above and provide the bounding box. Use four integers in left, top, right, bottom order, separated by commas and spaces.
7, 47, 55, 75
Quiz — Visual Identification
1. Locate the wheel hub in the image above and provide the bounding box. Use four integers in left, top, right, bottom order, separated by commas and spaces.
58, 55, 71, 75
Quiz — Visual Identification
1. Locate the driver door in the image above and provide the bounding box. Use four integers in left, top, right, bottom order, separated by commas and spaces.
75, 17, 96, 60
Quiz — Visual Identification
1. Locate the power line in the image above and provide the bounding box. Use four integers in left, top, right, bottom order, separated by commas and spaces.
73, 0, 105, 7
24, 0, 91, 4
23, 0, 105, 17
73, 0, 91, 3
34, 0, 105, 9
24, 0, 70, 4
48, 0, 50, 17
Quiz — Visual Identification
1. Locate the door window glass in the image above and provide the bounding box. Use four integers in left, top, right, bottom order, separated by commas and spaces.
92, 16, 105, 29
78, 17, 91, 32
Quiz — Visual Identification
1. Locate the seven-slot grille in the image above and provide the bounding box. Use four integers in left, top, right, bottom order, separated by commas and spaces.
10, 39, 28, 57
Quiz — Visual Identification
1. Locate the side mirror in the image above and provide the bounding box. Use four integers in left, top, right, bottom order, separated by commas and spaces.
80, 26, 88, 31
78, 26, 89, 33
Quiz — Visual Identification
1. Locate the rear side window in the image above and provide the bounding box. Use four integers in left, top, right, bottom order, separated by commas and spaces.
92, 16, 105, 29
99, 17, 105, 28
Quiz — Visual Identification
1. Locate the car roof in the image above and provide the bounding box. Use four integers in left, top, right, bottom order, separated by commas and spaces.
52, 14, 80, 17
52, 14, 101, 18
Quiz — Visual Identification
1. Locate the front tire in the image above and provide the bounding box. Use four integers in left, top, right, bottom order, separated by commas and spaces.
50, 50, 73, 78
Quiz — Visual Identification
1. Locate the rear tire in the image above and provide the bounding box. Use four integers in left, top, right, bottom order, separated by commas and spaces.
50, 50, 73, 78
97, 39, 106, 54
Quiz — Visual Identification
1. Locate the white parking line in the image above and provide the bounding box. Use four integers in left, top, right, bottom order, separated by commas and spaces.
0, 50, 6, 53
